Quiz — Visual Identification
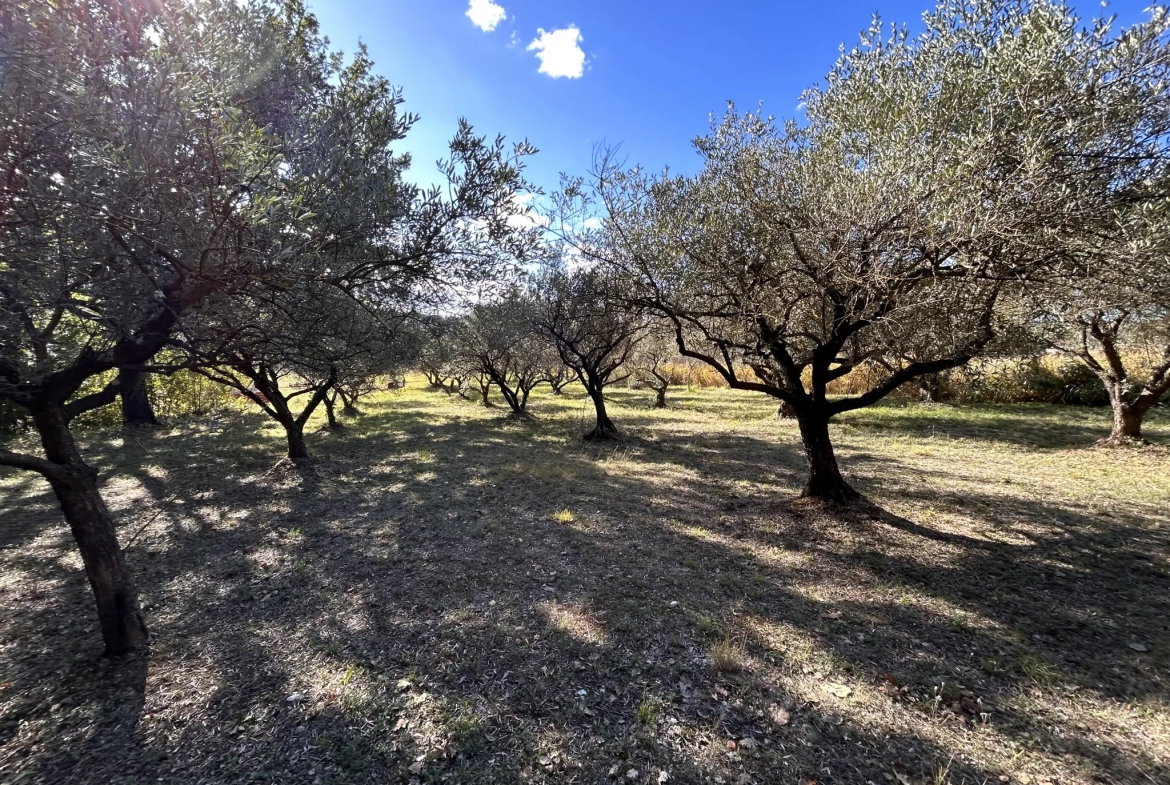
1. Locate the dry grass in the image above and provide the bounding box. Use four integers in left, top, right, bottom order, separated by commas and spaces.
1, 378, 1168, 785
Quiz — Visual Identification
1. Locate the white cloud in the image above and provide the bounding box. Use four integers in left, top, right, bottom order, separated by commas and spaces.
504, 193, 550, 230
527, 26, 586, 79
466, 0, 506, 32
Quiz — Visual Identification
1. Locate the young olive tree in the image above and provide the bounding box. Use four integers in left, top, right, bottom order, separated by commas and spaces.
323, 318, 418, 427
178, 284, 387, 460
563, 0, 1167, 501
418, 317, 470, 392
1038, 217, 1170, 445
458, 289, 559, 418
629, 322, 678, 409
533, 265, 640, 440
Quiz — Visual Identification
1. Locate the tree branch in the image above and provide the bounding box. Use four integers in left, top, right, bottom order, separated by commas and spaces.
0, 449, 63, 479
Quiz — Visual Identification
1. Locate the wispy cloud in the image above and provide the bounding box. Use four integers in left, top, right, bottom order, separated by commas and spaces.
466, 0, 506, 32
527, 26, 586, 79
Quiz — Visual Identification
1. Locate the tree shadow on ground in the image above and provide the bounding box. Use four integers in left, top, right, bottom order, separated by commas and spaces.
0, 388, 1166, 784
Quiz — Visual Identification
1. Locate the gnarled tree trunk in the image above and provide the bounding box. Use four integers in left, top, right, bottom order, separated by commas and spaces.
32, 404, 148, 656
322, 392, 345, 430
279, 415, 311, 460
339, 389, 360, 416
119, 368, 159, 429
795, 411, 860, 502
584, 386, 619, 441
1098, 383, 1154, 446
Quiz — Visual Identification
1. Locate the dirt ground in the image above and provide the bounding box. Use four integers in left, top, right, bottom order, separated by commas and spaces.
1, 382, 1167, 785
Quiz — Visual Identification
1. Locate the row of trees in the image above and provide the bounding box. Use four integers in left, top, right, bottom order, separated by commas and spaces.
547, 0, 1170, 500
0, 0, 537, 655
1, 0, 1167, 654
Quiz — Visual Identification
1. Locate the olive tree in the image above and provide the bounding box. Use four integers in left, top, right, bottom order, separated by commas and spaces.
323, 319, 418, 427
629, 322, 678, 409
177, 284, 374, 461
1026, 11, 1170, 444
0, 0, 533, 654
532, 264, 640, 440
458, 288, 560, 418
1038, 213, 1170, 445
564, 0, 1167, 501
0, 0, 306, 654
418, 317, 470, 392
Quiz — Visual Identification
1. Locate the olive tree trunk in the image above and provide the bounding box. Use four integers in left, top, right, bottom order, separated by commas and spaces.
32, 404, 148, 656
322, 392, 345, 430
795, 411, 860, 502
1098, 383, 1155, 446
584, 386, 619, 441
119, 368, 159, 429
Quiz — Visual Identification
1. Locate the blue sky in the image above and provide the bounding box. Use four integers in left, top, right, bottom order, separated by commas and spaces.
307, 1, 1157, 192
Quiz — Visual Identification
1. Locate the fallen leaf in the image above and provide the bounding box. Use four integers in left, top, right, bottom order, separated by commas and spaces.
408, 760, 424, 774
767, 705, 791, 726
1128, 642, 1149, 652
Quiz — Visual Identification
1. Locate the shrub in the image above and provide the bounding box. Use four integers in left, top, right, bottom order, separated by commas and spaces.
649, 353, 1116, 405
70, 368, 238, 430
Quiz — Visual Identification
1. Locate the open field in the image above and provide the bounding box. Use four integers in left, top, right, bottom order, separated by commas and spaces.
1, 381, 1168, 785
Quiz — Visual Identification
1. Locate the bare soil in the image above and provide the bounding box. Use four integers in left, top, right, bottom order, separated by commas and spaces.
1, 383, 1167, 785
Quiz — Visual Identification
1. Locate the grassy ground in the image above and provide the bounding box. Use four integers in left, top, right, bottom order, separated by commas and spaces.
1, 381, 1168, 785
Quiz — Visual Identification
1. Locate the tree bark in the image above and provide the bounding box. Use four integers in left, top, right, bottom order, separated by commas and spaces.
650, 372, 668, 408
795, 411, 860, 502
32, 405, 148, 656
584, 386, 619, 440
1098, 384, 1151, 446
119, 368, 159, 429
339, 389, 360, 416
279, 416, 312, 460
322, 392, 345, 430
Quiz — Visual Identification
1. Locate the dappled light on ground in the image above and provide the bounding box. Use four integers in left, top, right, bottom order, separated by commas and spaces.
1, 383, 1168, 784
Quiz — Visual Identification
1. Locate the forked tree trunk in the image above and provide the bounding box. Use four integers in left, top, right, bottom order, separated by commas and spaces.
795, 412, 860, 502
32, 405, 148, 656
278, 415, 311, 460
119, 368, 159, 429
1098, 384, 1151, 446
339, 389, 360, 416
654, 386, 667, 408
322, 393, 344, 430
584, 387, 619, 441
497, 382, 529, 418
